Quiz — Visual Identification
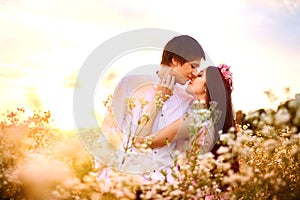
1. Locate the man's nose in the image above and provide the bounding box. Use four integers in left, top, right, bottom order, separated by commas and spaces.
191, 70, 197, 77
192, 68, 197, 74
190, 72, 197, 80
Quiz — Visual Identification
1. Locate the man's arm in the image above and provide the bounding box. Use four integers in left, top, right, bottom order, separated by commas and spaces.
134, 74, 175, 144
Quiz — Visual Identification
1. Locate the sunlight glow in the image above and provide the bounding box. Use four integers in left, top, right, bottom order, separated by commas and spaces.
0, 0, 299, 129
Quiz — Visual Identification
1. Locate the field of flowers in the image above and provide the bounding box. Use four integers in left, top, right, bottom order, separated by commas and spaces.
0, 94, 299, 200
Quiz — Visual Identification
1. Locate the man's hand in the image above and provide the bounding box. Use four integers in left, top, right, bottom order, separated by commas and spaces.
156, 74, 175, 102
157, 66, 185, 85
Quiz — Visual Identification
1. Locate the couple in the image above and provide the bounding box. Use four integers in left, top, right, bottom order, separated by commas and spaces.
102, 35, 235, 178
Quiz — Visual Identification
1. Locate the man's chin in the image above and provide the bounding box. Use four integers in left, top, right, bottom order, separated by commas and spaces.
175, 76, 188, 85
177, 79, 187, 85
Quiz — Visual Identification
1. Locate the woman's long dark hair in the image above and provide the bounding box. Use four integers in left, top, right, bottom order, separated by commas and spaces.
205, 66, 235, 139
204, 66, 238, 172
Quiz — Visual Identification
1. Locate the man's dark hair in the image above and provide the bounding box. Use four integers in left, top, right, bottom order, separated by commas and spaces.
161, 35, 206, 66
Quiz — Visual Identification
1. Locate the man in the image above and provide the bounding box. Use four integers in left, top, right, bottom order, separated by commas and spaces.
104, 35, 206, 173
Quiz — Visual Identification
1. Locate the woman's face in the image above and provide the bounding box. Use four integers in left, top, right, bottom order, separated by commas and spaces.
185, 69, 207, 99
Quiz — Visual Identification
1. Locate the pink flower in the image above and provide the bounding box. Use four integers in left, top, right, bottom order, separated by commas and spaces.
218, 64, 233, 90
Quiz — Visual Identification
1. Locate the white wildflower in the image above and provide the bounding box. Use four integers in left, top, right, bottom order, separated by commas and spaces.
217, 146, 230, 154
244, 129, 254, 136
288, 100, 298, 110
293, 109, 300, 125
274, 108, 291, 126
220, 133, 232, 141
261, 125, 274, 136
261, 113, 273, 125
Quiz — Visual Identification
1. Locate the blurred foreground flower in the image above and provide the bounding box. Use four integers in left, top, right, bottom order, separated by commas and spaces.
0, 94, 300, 199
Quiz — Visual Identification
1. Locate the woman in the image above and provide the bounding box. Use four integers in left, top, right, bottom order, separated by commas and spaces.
134, 65, 236, 168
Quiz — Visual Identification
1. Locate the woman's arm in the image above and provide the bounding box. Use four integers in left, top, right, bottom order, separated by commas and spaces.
145, 115, 192, 149
147, 117, 215, 150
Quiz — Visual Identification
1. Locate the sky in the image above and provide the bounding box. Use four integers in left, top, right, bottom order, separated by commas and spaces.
0, 0, 299, 129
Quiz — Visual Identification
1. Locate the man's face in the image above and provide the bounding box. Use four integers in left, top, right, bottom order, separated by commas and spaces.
172, 58, 201, 85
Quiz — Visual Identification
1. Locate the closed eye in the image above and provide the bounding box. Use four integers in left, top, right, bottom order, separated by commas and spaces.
190, 62, 199, 69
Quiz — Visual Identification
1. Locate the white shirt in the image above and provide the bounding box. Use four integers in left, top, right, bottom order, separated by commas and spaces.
106, 71, 193, 173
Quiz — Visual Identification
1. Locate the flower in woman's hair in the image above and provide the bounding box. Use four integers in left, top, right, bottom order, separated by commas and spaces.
218, 64, 233, 90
